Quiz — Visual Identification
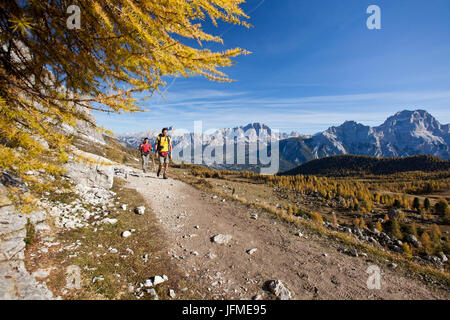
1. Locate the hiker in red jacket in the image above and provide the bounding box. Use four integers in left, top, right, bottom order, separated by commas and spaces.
139, 138, 153, 173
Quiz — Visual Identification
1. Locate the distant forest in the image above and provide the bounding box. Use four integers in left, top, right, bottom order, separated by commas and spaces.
280, 154, 450, 177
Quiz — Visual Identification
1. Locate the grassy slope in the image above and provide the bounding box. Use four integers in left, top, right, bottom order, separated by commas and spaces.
168, 164, 450, 288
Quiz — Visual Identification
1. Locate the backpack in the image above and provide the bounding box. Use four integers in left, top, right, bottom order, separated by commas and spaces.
156, 134, 171, 152
139, 142, 152, 156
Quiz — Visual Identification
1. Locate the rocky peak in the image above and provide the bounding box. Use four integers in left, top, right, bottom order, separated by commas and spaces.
378, 109, 441, 131
240, 123, 271, 134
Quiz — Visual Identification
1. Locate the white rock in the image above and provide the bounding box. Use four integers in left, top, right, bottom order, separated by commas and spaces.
122, 230, 132, 238
135, 206, 145, 215
32, 268, 52, 279
121, 204, 127, 210
211, 234, 232, 244
147, 288, 158, 300
102, 218, 118, 225
169, 289, 176, 298
153, 275, 166, 286
144, 279, 153, 287
109, 248, 118, 254
92, 276, 104, 283
247, 248, 258, 255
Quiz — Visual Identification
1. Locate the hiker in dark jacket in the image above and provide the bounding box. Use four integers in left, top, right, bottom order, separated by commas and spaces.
139, 138, 153, 173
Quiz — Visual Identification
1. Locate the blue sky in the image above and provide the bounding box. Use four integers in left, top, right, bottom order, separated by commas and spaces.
95, 0, 450, 135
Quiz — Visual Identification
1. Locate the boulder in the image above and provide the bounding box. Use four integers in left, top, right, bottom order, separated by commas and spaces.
64, 150, 115, 189
211, 234, 232, 244
65, 161, 114, 189
405, 234, 420, 248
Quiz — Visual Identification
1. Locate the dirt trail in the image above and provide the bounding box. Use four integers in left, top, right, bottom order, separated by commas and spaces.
126, 172, 449, 300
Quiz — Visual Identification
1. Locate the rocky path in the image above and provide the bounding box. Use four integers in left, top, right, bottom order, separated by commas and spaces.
126, 172, 450, 300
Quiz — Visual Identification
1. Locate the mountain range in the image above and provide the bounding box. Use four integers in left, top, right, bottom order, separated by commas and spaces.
118, 110, 450, 172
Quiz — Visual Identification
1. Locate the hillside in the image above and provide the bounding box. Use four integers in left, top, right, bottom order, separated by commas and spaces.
3, 128, 450, 300
280, 154, 450, 177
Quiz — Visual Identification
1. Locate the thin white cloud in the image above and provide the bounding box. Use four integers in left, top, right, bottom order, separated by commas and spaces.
97, 89, 450, 135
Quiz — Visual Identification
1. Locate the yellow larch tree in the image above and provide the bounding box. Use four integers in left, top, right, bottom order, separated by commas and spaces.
0, 0, 250, 202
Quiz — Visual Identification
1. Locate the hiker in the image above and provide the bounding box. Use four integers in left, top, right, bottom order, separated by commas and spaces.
155, 128, 172, 179
139, 138, 153, 173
